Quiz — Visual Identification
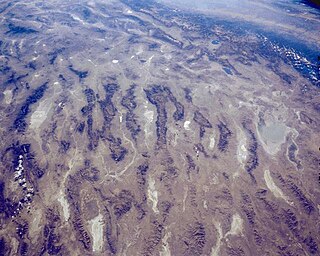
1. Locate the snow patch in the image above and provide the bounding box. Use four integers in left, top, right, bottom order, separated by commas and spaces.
184, 120, 191, 130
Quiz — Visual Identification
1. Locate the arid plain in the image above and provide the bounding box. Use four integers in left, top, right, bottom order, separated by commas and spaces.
0, 0, 319, 255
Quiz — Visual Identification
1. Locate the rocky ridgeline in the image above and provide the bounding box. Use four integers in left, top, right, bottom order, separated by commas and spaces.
12, 155, 35, 217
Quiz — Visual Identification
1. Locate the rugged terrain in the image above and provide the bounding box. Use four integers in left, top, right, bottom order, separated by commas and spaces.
0, 0, 319, 255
